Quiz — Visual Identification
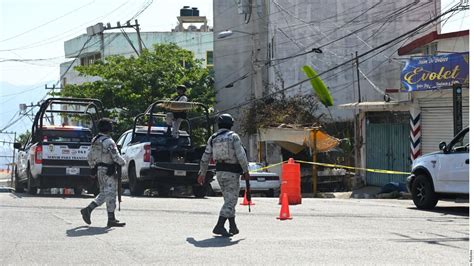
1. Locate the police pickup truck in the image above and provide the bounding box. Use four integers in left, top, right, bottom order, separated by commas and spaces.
14, 98, 103, 195
407, 127, 469, 209
117, 100, 215, 197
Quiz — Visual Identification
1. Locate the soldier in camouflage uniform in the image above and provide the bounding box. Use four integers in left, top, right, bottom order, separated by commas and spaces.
81, 118, 126, 227
197, 114, 250, 237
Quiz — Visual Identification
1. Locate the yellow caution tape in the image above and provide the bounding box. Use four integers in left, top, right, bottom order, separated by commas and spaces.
294, 160, 411, 175
249, 161, 286, 173
248, 160, 410, 175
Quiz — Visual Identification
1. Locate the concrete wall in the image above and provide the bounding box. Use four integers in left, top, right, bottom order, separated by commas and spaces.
437, 35, 469, 53
61, 32, 213, 85
214, 0, 441, 123
267, 0, 441, 121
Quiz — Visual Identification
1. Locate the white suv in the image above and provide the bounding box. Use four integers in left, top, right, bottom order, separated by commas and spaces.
407, 127, 469, 209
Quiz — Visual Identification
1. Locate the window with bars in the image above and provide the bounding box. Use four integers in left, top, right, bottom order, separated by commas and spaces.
206, 50, 213, 67
80, 53, 101, 66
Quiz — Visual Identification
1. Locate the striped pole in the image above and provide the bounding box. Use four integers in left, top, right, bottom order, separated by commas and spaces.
410, 107, 421, 162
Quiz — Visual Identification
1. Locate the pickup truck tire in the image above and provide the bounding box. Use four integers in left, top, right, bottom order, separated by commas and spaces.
129, 164, 144, 196
26, 166, 38, 195
192, 184, 209, 198
412, 174, 438, 209
14, 167, 24, 193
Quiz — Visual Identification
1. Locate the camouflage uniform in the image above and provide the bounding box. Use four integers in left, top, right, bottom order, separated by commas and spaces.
199, 129, 249, 218
87, 134, 125, 213
171, 94, 188, 138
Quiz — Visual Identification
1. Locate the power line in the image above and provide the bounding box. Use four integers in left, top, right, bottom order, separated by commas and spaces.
0, 0, 96, 43
213, 4, 462, 115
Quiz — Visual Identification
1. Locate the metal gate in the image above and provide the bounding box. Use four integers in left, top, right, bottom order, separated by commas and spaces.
365, 113, 411, 186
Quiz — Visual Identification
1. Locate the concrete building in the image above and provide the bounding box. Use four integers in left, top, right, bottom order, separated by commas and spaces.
213, 0, 441, 164
60, 7, 213, 86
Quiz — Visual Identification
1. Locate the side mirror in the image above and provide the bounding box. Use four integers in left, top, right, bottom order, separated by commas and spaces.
438, 141, 447, 152
13, 142, 22, 150
116, 144, 122, 152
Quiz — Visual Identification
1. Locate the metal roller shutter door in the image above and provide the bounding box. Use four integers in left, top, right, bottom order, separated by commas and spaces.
420, 97, 469, 154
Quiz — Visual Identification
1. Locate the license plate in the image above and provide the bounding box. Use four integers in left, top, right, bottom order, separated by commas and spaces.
174, 170, 186, 176
66, 167, 80, 175
257, 177, 266, 182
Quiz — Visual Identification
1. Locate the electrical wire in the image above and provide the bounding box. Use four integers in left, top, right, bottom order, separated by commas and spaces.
0, 1, 96, 43
210, 4, 462, 116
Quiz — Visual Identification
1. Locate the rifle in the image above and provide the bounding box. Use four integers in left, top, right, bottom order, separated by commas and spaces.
115, 163, 122, 211
245, 179, 251, 212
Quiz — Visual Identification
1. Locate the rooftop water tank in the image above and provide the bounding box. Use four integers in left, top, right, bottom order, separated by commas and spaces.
191, 7, 199, 16
180, 6, 192, 16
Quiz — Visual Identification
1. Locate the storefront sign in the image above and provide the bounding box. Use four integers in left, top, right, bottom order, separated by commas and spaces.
401, 52, 469, 91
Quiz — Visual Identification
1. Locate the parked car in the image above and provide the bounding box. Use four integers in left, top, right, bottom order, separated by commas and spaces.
407, 127, 469, 209
210, 162, 280, 197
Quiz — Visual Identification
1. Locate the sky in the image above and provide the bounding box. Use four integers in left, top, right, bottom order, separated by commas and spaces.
0, 0, 470, 170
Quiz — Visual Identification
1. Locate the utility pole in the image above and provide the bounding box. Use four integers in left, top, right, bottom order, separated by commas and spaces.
11, 132, 16, 186
354, 51, 362, 184
135, 19, 143, 54
45, 85, 57, 124
88, 20, 143, 57
452, 82, 463, 136
355, 51, 361, 103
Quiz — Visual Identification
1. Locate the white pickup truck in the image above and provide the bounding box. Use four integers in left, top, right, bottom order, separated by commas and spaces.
407, 127, 469, 209
117, 100, 215, 197
14, 98, 104, 195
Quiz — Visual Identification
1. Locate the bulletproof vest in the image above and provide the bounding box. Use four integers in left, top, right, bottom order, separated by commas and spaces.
89, 134, 115, 165
211, 130, 235, 161
173, 95, 187, 119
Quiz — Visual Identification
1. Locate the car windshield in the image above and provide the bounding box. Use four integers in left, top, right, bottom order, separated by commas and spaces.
42, 129, 92, 143
451, 128, 469, 151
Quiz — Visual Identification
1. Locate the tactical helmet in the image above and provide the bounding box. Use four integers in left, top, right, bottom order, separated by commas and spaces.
176, 85, 187, 91
97, 118, 113, 133
217, 113, 234, 129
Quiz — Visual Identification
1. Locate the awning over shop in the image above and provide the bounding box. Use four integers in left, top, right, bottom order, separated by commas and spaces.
258, 126, 340, 154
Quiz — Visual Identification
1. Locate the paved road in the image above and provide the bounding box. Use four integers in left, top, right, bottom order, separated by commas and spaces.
0, 193, 469, 265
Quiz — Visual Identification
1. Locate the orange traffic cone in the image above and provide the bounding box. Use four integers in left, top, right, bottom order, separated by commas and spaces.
277, 193, 292, 220
240, 190, 255, 205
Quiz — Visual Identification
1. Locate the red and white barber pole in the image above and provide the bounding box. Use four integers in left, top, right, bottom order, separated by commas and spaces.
410, 107, 421, 162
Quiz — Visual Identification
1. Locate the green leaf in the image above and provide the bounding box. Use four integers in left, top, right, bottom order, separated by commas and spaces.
301, 65, 333, 107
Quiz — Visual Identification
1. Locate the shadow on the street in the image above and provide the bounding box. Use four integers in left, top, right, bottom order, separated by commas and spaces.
408, 206, 469, 217
186, 236, 244, 248
18, 193, 95, 199
66, 226, 112, 237
391, 232, 468, 250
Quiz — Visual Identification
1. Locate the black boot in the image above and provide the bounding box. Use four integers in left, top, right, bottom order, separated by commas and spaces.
80, 202, 97, 225
212, 216, 231, 237
107, 212, 126, 227
228, 217, 239, 235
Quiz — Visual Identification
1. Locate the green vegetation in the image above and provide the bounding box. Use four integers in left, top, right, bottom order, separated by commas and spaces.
57, 43, 215, 138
